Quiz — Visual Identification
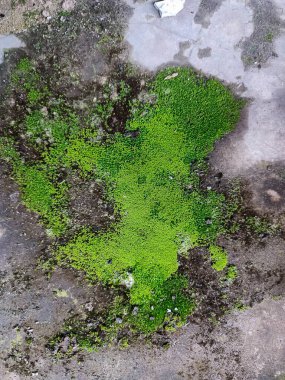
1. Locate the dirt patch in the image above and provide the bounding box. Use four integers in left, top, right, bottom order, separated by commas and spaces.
180, 248, 236, 323
0, 0, 65, 34
19, 0, 132, 97
0, 162, 114, 378
69, 177, 115, 232
245, 163, 285, 217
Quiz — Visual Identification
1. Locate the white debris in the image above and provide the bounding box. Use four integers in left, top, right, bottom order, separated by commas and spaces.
121, 273, 135, 289
154, 0, 186, 18
164, 72, 179, 80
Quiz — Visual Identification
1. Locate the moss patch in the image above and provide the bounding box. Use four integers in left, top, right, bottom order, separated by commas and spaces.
0, 60, 243, 339
209, 245, 228, 271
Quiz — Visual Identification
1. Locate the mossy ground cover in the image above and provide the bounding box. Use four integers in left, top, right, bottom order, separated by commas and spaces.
0, 59, 243, 341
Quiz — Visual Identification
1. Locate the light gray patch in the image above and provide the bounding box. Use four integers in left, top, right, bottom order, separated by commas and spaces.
241, 0, 284, 67
209, 105, 250, 176
194, 0, 225, 28
198, 47, 212, 59
0, 35, 25, 64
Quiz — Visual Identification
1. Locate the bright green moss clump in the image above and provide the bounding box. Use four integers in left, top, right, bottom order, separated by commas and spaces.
209, 245, 228, 271
11, 57, 49, 105
57, 68, 243, 329
1, 62, 243, 333
226, 265, 238, 280
0, 136, 70, 236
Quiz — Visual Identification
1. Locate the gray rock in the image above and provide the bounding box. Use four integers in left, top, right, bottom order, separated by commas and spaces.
62, 0, 76, 11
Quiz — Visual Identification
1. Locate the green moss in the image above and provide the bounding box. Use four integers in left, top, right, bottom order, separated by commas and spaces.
0, 137, 21, 164
226, 265, 238, 280
16, 164, 69, 236
59, 68, 241, 303
11, 57, 49, 106
11, 0, 27, 8
265, 32, 274, 42
209, 245, 228, 271
0, 127, 71, 236
234, 301, 248, 312
1, 62, 243, 337
246, 215, 280, 236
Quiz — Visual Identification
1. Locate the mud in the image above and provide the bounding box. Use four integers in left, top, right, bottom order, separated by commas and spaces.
248, 163, 285, 215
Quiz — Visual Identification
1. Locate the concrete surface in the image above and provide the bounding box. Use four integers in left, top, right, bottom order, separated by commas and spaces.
124, 0, 285, 176
0, 35, 24, 64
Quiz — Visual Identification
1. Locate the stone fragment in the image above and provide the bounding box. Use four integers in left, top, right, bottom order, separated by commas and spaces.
42, 10, 51, 19
154, 0, 186, 18
62, 0, 76, 11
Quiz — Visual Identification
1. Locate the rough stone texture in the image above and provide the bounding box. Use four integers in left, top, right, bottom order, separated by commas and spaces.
0, 0, 72, 34
241, 0, 284, 67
